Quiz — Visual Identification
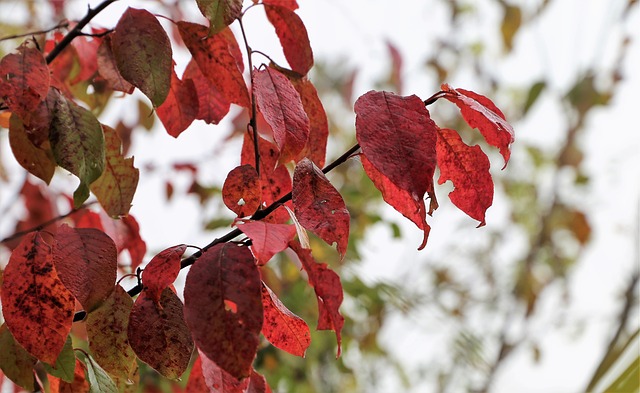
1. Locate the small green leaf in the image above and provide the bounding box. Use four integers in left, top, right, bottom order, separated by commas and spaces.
82, 352, 118, 393
196, 0, 242, 35
43, 335, 75, 383
523, 81, 545, 115
0, 324, 37, 391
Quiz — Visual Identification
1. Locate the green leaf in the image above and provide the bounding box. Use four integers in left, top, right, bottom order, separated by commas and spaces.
43, 335, 75, 383
82, 352, 118, 393
196, 0, 242, 35
0, 324, 37, 391
48, 89, 105, 206
523, 81, 545, 115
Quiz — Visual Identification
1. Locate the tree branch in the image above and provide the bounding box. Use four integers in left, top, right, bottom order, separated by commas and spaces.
0, 21, 69, 42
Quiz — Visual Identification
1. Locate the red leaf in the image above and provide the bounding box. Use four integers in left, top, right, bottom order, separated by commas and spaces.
8, 113, 56, 185
0, 232, 74, 364
263, 0, 298, 10
292, 158, 350, 258
69, 35, 100, 84
53, 224, 117, 312
247, 369, 272, 393
142, 244, 187, 303
111, 8, 172, 107
157, 68, 199, 137
184, 243, 262, 379
289, 241, 344, 356
264, 5, 313, 75
128, 289, 194, 379
237, 220, 296, 265
0, 43, 50, 118
441, 84, 515, 167
253, 67, 310, 163
222, 164, 262, 217
196, 0, 243, 35
185, 356, 207, 393
183, 58, 230, 124
386, 41, 403, 93
198, 350, 249, 393
178, 22, 250, 107
288, 77, 328, 167
436, 128, 493, 225
96, 35, 134, 93
260, 282, 310, 356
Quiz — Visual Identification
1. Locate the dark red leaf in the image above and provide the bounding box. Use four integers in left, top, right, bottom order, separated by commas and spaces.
237, 220, 296, 265
293, 158, 350, 258
0, 43, 50, 118
183, 58, 230, 124
253, 67, 310, 163
386, 41, 403, 93
441, 84, 515, 167
0, 232, 74, 364
196, 0, 243, 35
96, 35, 134, 93
156, 68, 199, 137
263, 0, 298, 10
264, 5, 313, 75
178, 22, 250, 107
260, 282, 310, 356
184, 243, 262, 379
53, 224, 117, 312
289, 240, 344, 356
222, 164, 262, 217
246, 369, 272, 393
436, 128, 493, 225
198, 350, 249, 393
142, 244, 187, 303
111, 8, 172, 107
288, 76, 328, 167
69, 35, 100, 84
128, 289, 194, 379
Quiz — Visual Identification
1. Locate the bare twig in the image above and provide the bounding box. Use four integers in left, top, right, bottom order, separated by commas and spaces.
0, 20, 69, 42
238, 16, 261, 177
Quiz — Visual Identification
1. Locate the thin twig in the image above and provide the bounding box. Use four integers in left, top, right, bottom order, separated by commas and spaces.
238, 16, 261, 177
0, 21, 70, 42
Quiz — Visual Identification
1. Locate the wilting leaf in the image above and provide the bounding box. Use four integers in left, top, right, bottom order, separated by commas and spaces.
264, 5, 313, 75
254, 67, 309, 162
8, 113, 56, 184
86, 285, 137, 379
222, 164, 262, 217
436, 128, 493, 226
288, 76, 328, 167
441, 84, 515, 167
184, 243, 262, 379
183, 58, 230, 124
179, 22, 249, 107
0, 43, 50, 118
0, 324, 37, 391
53, 224, 117, 312
90, 124, 139, 217
128, 289, 194, 379
48, 89, 105, 206
292, 158, 349, 258
0, 232, 74, 364
198, 350, 249, 393
261, 282, 310, 357
43, 335, 75, 383
82, 352, 118, 393
111, 8, 172, 107
237, 220, 296, 265
142, 244, 187, 303
96, 35, 134, 93
196, 0, 242, 35
157, 68, 199, 137
289, 241, 344, 356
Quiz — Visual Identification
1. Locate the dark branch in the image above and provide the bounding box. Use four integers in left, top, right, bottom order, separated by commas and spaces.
0, 21, 69, 42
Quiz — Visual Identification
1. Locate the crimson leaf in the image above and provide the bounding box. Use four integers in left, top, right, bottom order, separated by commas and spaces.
260, 282, 310, 357
264, 5, 313, 75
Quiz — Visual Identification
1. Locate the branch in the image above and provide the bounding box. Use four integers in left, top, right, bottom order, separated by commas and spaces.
0, 21, 69, 42
238, 16, 261, 177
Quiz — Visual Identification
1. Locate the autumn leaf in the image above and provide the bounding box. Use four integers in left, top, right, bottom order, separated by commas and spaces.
254, 67, 310, 163
128, 289, 194, 379
69, 35, 101, 84
0, 43, 50, 118
260, 282, 310, 357
53, 224, 117, 312
237, 220, 296, 265
288, 76, 328, 167
49, 358, 90, 393
263, 0, 298, 10
246, 370, 272, 393
0, 324, 37, 391
0, 232, 75, 364
156, 68, 199, 138
111, 8, 172, 107
292, 158, 350, 258
96, 35, 134, 93
90, 124, 139, 217
441, 84, 515, 166
289, 240, 344, 356
197, 350, 249, 393
183, 58, 230, 124
196, 0, 242, 35
264, 5, 313, 75
184, 243, 262, 379
8, 113, 56, 184
81, 352, 118, 393
179, 22, 250, 107
86, 285, 137, 380
436, 128, 493, 225
222, 164, 262, 217
42, 335, 75, 383
142, 244, 187, 303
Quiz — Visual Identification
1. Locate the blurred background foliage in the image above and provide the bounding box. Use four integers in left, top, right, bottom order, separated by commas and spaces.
0, 0, 638, 392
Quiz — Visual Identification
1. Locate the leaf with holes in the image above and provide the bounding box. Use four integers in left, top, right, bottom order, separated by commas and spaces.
184, 243, 262, 379
157, 68, 199, 138
222, 164, 262, 218
142, 244, 187, 303
265, 5, 313, 75
0, 43, 50, 118
183, 58, 230, 124
196, 0, 242, 35
261, 282, 310, 357
0, 232, 75, 364
237, 220, 296, 265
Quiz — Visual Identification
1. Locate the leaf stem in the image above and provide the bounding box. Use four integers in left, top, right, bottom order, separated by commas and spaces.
423, 90, 447, 106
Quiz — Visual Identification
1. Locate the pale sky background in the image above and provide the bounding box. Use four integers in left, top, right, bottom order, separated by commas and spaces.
1, 0, 639, 392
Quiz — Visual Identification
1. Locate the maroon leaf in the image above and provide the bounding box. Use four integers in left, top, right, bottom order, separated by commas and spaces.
0, 43, 50, 118
264, 5, 313, 75
198, 350, 249, 393
292, 158, 350, 258
289, 76, 328, 167
53, 224, 117, 312
142, 244, 187, 303
96, 35, 134, 93
222, 164, 262, 218
111, 8, 172, 107
184, 243, 262, 379
289, 240, 344, 356
237, 220, 296, 265
441, 84, 515, 167
128, 289, 194, 379
178, 22, 250, 107
260, 282, 310, 357
247, 369, 272, 393
156, 68, 199, 138
253, 67, 310, 163
183, 58, 230, 124
263, 0, 298, 10
436, 128, 494, 225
